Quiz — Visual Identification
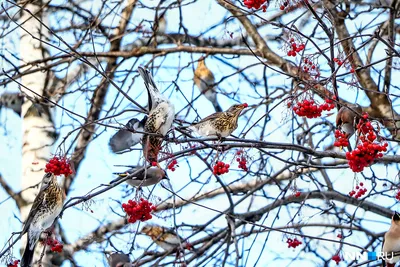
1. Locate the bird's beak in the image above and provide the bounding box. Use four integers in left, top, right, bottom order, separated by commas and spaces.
393, 212, 400, 221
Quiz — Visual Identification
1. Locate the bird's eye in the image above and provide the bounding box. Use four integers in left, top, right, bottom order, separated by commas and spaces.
44, 173, 52, 178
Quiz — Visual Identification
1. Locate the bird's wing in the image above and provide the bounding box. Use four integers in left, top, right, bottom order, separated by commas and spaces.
21, 191, 46, 234
194, 111, 223, 125
109, 118, 145, 153
336, 108, 343, 127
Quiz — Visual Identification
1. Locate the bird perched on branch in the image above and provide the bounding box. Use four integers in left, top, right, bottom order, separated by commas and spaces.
111, 166, 168, 187
382, 212, 400, 267
21, 173, 64, 267
107, 252, 132, 267
141, 225, 191, 251
189, 103, 248, 138
194, 57, 222, 112
138, 67, 175, 164
108, 116, 147, 153
336, 103, 362, 138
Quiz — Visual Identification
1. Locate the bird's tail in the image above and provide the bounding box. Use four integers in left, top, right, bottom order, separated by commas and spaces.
21, 239, 34, 267
138, 67, 158, 92
213, 102, 222, 112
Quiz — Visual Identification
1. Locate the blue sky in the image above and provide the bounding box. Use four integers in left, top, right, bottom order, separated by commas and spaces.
0, 0, 399, 266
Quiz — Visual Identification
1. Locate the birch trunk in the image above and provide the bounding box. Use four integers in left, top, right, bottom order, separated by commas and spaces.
19, 3, 56, 266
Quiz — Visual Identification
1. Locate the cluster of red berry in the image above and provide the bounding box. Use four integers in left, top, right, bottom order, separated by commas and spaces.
337, 233, 342, 239
279, 1, 289, 10
7, 260, 19, 267
348, 182, 367, 199
331, 255, 341, 265
45, 156, 73, 176
167, 159, 178, 172
292, 98, 335, 119
287, 38, 305, 57
236, 151, 248, 171
213, 161, 230, 175
243, 0, 268, 11
294, 191, 301, 197
151, 161, 158, 167
302, 58, 321, 78
122, 198, 156, 224
286, 238, 302, 248
395, 190, 400, 201
346, 114, 388, 172
333, 57, 344, 66
333, 129, 350, 148
46, 238, 63, 253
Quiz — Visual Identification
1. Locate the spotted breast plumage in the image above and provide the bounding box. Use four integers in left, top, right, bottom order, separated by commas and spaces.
189, 103, 248, 138
138, 67, 175, 163
21, 173, 64, 267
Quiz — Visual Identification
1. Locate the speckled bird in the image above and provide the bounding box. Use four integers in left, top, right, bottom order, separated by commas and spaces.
336, 103, 362, 138
21, 173, 64, 267
141, 225, 190, 251
194, 57, 222, 112
189, 103, 248, 138
138, 67, 175, 164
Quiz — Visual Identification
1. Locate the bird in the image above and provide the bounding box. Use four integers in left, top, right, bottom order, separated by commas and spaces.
110, 166, 168, 187
336, 103, 362, 138
108, 116, 147, 153
194, 57, 222, 112
141, 225, 191, 251
107, 253, 132, 267
189, 103, 248, 138
0, 92, 24, 116
138, 67, 175, 164
382, 212, 400, 267
21, 173, 64, 267
155, 12, 167, 33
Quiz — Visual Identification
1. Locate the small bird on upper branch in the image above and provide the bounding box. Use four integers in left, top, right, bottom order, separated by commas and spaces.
21, 173, 64, 267
194, 57, 222, 112
108, 116, 147, 153
138, 67, 175, 164
111, 166, 168, 187
189, 103, 248, 138
382, 212, 400, 267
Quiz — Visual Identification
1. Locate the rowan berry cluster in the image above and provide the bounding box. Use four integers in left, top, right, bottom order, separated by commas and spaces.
7, 260, 19, 267
287, 38, 305, 57
279, 1, 289, 10
213, 161, 230, 175
286, 238, 302, 248
122, 198, 156, 224
333, 129, 349, 148
243, 0, 268, 11
346, 114, 388, 172
151, 161, 158, 167
45, 156, 73, 176
294, 191, 301, 197
333, 57, 344, 66
331, 255, 341, 265
292, 98, 335, 118
47, 238, 63, 253
168, 159, 178, 172
301, 57, 321, 79
348, 182, 367, 199
337, 233, 342, 239
395, 190, 400, 201
236, 151, 248, 171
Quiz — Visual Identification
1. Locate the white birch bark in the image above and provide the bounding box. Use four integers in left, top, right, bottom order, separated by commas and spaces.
19, 4, 55, 266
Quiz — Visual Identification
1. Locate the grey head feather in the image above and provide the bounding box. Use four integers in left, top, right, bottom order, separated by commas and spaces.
109, 117, 147, 153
